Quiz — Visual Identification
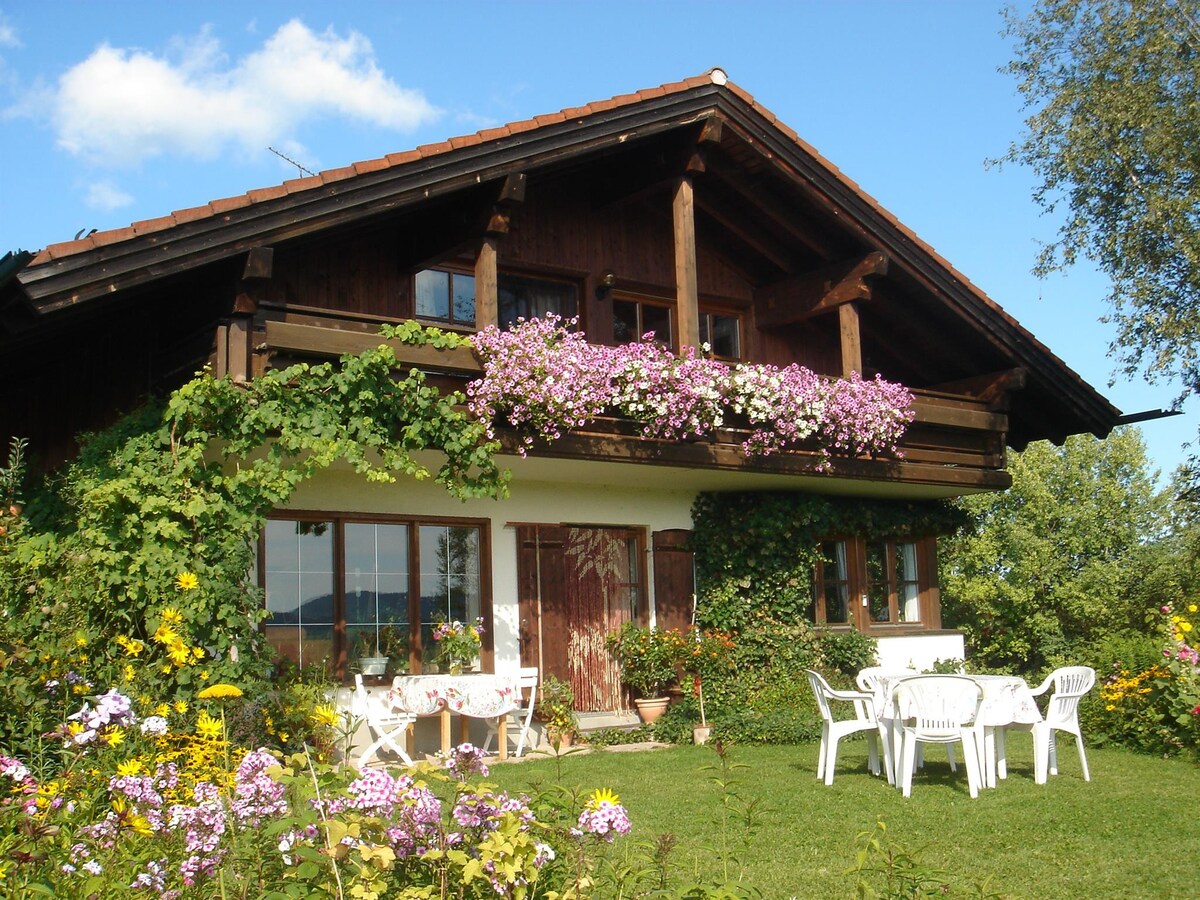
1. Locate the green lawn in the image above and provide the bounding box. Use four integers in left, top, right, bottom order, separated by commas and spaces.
488, 737, 1200, 899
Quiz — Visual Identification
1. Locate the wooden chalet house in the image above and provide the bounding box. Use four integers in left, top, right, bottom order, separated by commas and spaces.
2, 69, 1121, 714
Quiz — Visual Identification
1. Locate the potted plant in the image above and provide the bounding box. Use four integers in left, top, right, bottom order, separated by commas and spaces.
536, 674, 579, 747
605, 623, 684, 723
352, 629, 389, 677
432, 616, 484, 675
378, 625, 409, 677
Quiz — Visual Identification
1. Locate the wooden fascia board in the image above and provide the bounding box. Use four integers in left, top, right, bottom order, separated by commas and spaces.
22, 89, 727, 311
755, 251, 889, 327
711, 94, 1121, 433
498, 430, 1012, 492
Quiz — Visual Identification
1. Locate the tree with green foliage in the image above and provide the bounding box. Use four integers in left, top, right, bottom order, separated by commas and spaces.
1001, 0, 1200, 473
940, 428, 1167, 672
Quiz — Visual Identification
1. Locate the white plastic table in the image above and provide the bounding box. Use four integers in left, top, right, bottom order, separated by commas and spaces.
388, 673, 519, 760
873, 673, 1042, 789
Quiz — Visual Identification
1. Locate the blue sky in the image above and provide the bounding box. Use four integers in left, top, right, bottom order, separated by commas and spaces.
1, 1, 1192, 479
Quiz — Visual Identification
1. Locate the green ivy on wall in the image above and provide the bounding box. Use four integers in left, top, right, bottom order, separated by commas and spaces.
690, 491, 972, 631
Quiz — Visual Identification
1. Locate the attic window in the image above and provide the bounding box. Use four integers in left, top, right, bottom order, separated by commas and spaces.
498, 273, 579, 329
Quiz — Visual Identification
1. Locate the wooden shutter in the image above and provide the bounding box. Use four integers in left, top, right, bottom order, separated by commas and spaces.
652, 528, 695, 632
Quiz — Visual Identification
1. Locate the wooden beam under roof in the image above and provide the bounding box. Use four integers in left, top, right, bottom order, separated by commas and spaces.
929, 368, 1028, 410
755, 252, 889, 328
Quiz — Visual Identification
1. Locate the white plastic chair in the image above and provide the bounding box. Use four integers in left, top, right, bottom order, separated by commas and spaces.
1030, 666, 1095, 784
894, 675, 984, 799
806, 669, 880, 785
482, 667, 539, 758
856, 666, 919, 784
351, 673, 417, 769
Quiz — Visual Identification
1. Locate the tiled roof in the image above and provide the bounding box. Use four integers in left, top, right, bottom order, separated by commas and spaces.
30, 71, 726, 265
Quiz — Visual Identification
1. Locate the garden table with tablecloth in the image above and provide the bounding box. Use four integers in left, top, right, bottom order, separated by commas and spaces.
388, 673, 519, 760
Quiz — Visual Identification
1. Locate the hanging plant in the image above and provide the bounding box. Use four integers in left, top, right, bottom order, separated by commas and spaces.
468, 316, 915, 462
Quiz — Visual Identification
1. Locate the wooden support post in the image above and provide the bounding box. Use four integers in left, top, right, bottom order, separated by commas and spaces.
475, 237, 498, 330
227, 316, 251, 381
673, 178, 700, 351
839, 301, 862, 377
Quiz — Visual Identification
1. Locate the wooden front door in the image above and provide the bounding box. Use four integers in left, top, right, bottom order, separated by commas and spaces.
516, 524, 645, 711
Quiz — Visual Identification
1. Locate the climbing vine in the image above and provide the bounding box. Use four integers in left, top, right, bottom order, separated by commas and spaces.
690, 491, 972, 631
0, 332, 507, 733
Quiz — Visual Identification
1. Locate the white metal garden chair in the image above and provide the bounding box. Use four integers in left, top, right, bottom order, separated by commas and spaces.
351, 673, 417, 769
893, 675, 984, 799
806, 669, 880, 785
481, 666, 539, 757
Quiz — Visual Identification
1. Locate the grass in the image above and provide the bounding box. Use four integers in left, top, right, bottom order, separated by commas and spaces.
487, 736, 1200, 898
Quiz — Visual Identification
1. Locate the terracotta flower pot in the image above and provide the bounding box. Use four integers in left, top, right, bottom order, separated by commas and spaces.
634, 696, 670, 724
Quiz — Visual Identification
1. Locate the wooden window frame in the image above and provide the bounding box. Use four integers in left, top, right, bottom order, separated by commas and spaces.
260, 511, 493, 680
810, 536, 941, 633
699, 307, 743, 360
612, 293, 675, 349
414, 267, 477, 329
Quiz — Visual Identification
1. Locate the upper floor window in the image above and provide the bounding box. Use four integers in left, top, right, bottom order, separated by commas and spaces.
700, 311, 741, 360
613, 296, 673, 347
414, 268, 578, 331
415, 269, 476, 327
499, 274, 578, 328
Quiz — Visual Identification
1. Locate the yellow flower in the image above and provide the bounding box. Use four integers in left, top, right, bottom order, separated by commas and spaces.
123, 664, 135, 683
153, 623, 180, 646
1189, 604, 1198, 613
585, 787, 621, 810
175, 573, 199, 592
192, 646, 205, 660
169, 645, 192, 667
1183, 622, 1194, 633
105, 727, 125, 748
199, 670, 210, 681
111, 796, 154, 836
195, 710, 222, 740
116, 759, 144, 777
154, 703, 171, 717
174, 700, 189, 714
67, 723, 84, 737
310, 704, 341, 728
197, 683, 243, 700
75, 636, 87, 647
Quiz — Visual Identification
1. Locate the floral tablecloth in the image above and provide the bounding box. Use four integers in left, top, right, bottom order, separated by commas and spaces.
388, 674, 519, 720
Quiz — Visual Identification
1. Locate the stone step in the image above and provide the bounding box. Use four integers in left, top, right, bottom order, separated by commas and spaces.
575, 710, 641, 733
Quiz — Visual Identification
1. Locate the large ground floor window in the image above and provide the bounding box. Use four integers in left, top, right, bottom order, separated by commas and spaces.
809, 535, 940, 631
261, 513, 490, 678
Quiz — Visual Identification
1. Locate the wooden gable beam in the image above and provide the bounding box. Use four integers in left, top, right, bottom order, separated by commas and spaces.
929, 368, 1028, 410
673, 177, 701, 351
754, 252, 889, 328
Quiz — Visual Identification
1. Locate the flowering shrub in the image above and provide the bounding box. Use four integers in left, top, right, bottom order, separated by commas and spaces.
433, 616, 485, 670
0, 686, 632, 899
1085, 604, 1200, 756
469, 316, 914, 462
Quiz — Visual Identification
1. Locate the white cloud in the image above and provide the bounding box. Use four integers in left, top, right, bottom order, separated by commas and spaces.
0, 14, 19, 49
52, 19, 441, 167
84, 180, 134, 211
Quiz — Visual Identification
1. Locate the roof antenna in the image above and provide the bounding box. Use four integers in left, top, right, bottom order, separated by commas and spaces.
267, 146, 315, 177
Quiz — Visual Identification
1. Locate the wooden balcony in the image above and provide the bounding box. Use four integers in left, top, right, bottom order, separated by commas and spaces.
256, 317, 1011, 493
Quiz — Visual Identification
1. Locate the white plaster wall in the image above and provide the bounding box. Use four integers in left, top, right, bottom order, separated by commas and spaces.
286, 465, 697, 678
875, 632, 965, 672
